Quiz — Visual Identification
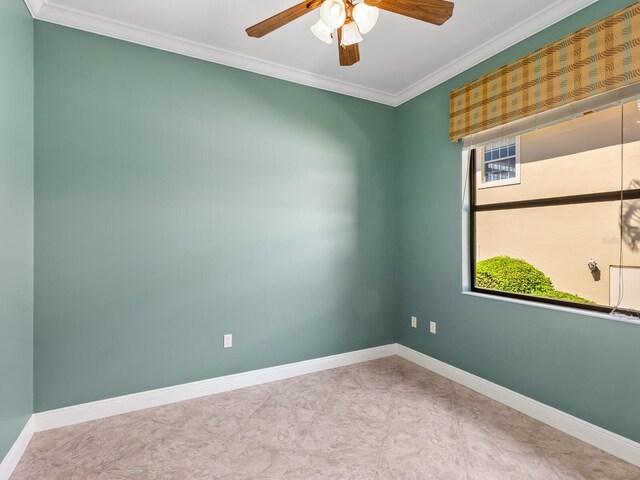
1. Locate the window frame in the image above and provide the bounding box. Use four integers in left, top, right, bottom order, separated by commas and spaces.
466, 147, 640, 319
476, 136, 521, 189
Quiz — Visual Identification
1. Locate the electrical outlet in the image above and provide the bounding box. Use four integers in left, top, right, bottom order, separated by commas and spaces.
411, 316, 417, 328
429, 321, 437, 334
223, 334, 233, 348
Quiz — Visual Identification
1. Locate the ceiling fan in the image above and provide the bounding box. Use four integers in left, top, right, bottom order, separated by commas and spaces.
245, 0, 455, 66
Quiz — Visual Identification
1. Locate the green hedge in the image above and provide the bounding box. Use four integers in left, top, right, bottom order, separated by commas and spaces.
537, 289, 596, 304
476, 256, 595, 305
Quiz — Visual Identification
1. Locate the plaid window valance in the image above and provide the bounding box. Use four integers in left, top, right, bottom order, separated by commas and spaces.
449, 3, 640, 142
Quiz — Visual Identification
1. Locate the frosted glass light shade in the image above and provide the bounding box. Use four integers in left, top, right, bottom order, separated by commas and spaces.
311, 18, 333, 44
320, 0, 346, 29
352, 3, 379, 34
340, 21, 363, 46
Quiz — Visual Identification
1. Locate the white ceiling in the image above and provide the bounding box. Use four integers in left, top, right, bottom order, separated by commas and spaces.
25, 0, 598, 105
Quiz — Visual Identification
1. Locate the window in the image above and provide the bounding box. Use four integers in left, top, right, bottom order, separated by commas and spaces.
478, 137, 520, 188
467, 100, 640, 317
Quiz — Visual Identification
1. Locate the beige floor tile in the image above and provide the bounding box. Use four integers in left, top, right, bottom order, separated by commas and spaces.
10, 451, 106, 480
545, 443, 640, 480
200, 437, 294, 479
22, 423, 93, 459
388, 390, 456, 425
264, 371, 336, 424
139, 398, 243, 437
43, 417, 162, 472
298, 413, 387, 465
339, 360, 399, 391
393, 366, 453, 391
200, 383, 276, 420
321, 385, 393, 422
461, 425, 561, 480
104, 423, 224, 478
375, 459, 399, 480
378, 418, 467, 480
283, 452, 377, 479
140, 383, 274, 438
230, 402, 313, 450
11, 357, 640, 479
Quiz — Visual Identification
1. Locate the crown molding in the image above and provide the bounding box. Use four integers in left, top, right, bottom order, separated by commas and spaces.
22, 0, 44, 17
393, 0, 600, 105
27, 0, 598, 107
31, 2, 398, 106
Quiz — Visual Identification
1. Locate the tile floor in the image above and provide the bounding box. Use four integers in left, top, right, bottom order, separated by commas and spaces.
11, 356, 640, 479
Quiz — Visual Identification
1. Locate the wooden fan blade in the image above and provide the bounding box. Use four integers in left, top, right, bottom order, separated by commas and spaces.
337, 27, 361, 66
246, 0, 322, 38
365, 0, 454, 25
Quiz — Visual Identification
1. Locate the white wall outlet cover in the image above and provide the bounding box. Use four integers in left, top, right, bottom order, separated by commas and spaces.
411, 316, 417, 328
223, 334, 232, 348
430, 322, 437, 334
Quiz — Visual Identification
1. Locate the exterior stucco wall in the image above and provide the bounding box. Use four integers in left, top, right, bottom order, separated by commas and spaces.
476, 102, 640, 307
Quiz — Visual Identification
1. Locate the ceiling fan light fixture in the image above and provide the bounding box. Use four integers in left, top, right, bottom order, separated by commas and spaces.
352, 3, 379, 34
320, 0, 347, 29
245, 0, 455, 67
311, 18, 333, 44
340, 21, 363, 47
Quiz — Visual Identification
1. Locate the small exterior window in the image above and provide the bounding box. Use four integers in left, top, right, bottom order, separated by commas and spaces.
478, 137, 520, 188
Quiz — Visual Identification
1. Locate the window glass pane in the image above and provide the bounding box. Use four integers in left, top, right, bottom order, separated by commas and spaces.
623, 100, 640, 192
474, 200, 640, 311
481, 138, 518, 186
485, 158, 516, 180
476, 101, 640, 206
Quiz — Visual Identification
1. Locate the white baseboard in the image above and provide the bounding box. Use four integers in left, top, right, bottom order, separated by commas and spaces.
396, 344, 640, 468
23, 343, 640, 471
0, 415, 34, 480
34, 344, 397, 432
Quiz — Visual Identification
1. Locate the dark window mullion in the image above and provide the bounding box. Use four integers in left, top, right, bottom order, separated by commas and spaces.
475, 189, 640, 212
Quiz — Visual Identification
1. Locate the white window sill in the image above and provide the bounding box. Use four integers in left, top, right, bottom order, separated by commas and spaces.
461, 291, 640, 326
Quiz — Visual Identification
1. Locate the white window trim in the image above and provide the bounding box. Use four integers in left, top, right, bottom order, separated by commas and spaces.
460, 148, 640, 327
476, 136, 521, 189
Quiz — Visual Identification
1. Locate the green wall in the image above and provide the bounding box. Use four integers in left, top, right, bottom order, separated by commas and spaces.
396, 0, 640, 443
25, 0, 640, 446
0, 0, 34, 461
33, 22, 396, 411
